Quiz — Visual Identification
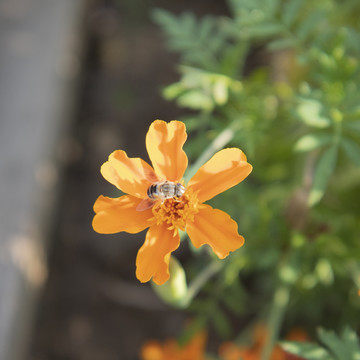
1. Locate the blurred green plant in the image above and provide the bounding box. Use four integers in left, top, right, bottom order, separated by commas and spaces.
151, 0, 360, 359
281, 327, 360, 360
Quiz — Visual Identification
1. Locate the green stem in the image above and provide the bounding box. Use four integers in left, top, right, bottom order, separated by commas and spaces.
260, 282, 291, 360
181, 260, 223, 307
331, 107, 343, 147
184, 122, 238, 182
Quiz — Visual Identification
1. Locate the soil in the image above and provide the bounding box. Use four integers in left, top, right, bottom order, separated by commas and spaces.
28, 1, 229, 359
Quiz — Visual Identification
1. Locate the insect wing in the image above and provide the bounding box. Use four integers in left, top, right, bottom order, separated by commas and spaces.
136, 198, 155, 211
143, 167, 159, 183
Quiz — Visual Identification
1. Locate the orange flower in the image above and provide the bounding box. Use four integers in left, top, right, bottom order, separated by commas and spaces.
219, 326, 276, 360
140, 332, 207, 360
92, 120, 252, 284
218, 326, 309, 360
140, 325, 309, 360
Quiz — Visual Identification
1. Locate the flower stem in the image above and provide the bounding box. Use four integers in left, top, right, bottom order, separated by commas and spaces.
260, 282, 291, 360
184, 123, 237, 182
181, 260, 223, 307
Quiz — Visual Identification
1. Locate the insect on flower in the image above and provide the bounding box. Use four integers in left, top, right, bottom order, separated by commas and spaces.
137, 180, 185, 211
92, 120, 252, 285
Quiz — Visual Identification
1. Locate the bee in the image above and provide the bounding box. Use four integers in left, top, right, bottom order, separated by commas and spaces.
136, 181, 185, 211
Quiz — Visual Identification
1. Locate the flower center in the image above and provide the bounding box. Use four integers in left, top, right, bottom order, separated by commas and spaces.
150, 188, 200, 233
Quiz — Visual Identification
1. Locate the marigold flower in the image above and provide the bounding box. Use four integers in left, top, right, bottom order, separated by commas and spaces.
92, 120, 252, 284
219, 325, 309, 360
140, 331, 207, 360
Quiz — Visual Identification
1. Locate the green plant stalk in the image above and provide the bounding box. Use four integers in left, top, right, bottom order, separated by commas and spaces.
181, 260, 223, 307
184, 121, 239, 182
332, 108, 343, 146
260, 282, 291, 360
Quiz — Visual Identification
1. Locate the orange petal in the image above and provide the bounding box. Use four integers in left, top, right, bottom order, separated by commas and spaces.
140, 341, 164, 360
136, 224, 180, 284
93, 195, 154, 234
101, 150, 158, 198
188, 148, 252, 202
218, 342, 246, 360
186, 204, 244, 259
146, 120, 188, 182
181, 331, 208, 359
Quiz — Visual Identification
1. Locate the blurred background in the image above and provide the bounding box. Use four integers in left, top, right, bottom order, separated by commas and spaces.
1, 0, 359, 359
0, 0, 229, 359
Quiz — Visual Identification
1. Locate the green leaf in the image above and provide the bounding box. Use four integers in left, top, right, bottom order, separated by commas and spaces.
211, 306, 231, 338
268, 37, 297, 51
151, 257, 188, 308
222, 279, 245, 315
341, 327, 360, 358
198, 15, 214, 39
344, 119, 360, 132
294, 133, 333, 152
315, 258, 334, 286
281, 328, 360, 360
220, 41, 249, 76
318, 327, 360, 360
280, 341, 333, 360
341, 138, 360, 166
282, 0, 305, 27
212, 78, 229, 105
297, 99, 332, 128
177, 317, 207, 347
162, 82, 186, 100
177, 90, 214, 111
152, 9, 224, 69
296, 9, 325, 42
262, 0, 280, 18
152, 8, 178, 29
247, 22, 284, 39
308, 145, 338, 206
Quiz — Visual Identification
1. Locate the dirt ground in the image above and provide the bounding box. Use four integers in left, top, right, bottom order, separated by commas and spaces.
28, 1, 229, 359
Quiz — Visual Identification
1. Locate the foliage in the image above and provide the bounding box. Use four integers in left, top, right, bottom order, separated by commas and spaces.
280, 327, 360, 360
150, 0, 360, 358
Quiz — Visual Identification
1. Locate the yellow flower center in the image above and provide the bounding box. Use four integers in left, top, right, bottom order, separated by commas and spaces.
150, 188, 200, 233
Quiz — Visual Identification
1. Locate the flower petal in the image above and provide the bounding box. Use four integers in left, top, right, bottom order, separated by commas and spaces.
140, 341, 164, 360
146, 120, 188, 181
186, 204, 244, 258
188, 148, 252, 202
101, 150, 158, 198
136, 224, 180, 284
93, 195, 154, 234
